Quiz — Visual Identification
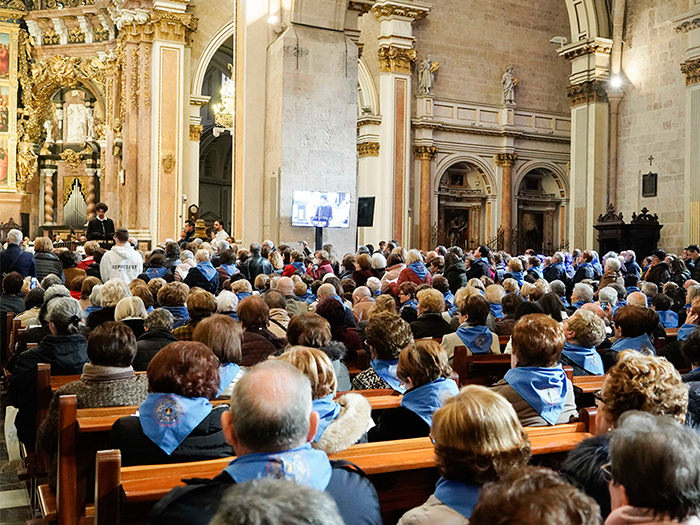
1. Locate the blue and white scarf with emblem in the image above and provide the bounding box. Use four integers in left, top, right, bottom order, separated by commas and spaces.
223, 443, 332, 491
678, 323, 697, 342
561, 342, 603, 375
657, 310, 679, 329
138, 393, 213, 455
504, 366, 568, 425
610, 334, 655, 354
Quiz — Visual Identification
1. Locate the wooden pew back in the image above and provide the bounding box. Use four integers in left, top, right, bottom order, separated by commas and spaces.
452, 346, 511, 386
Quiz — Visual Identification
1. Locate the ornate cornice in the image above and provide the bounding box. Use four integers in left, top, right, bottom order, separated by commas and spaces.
567, 80, 608, 107
378, 44, 416, 74
414, 145, 438, 160
559, 39, 612, 61
675, 17, 700, 33
189, 124, 202, 141
371, 1, 430, 21
0, 0, 27, 11
348, 0, 374, 14
681, 58, 700, 86
495, 153, 517, 167
357, 141, 380, 157
119, 9, 198, 44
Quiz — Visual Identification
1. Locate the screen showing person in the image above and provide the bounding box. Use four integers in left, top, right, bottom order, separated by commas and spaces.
292, 191, 351, 228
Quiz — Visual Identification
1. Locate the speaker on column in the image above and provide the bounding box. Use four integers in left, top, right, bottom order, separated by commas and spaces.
357, 197, 375, 227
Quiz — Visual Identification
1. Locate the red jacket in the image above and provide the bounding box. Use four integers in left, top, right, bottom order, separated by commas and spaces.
307, 260, 334, 280
389, 266, 432, 296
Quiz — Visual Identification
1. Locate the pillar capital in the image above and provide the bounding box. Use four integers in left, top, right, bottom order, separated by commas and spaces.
378, 45, 417, 74
567, 79, 609, 107
358, 142, 380, 157
371, 1, 431, 21
681, 58, 700, 86
414, 145, 438, 160
495, 152, 517, 167
558, 37, 612, 86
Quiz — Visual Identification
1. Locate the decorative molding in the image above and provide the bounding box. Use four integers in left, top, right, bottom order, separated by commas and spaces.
378, 45, 416, 74
681, 58, 700, 86
597, 203, 623, 224
42, 28, 59, 45
567, 80, 608, 107
189, 124, 202, 141
357, 141, 380, 157
495, 152, 518, 167
67, 26, 85, 44
371, 1, 430, 21
558, 39, 612, 61
0, 0, 27, 10
414, 145, 438, 160
59, 145, 91, 170
119, 9, 198, 44
161, 152, 175, 173
348, 0, 373, 14
675, 17, 700, 34
630, 207, 659, 225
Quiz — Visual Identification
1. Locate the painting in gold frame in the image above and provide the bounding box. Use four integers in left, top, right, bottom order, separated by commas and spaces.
0, 23, 18, 192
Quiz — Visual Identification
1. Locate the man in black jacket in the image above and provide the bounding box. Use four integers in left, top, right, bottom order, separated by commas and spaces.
85, 202, 115, 245
150, 360, 381, 525
133, 308, 177, 371
466, 245, 491, 280
241, 242, 273, 282
544, 252, 570, 285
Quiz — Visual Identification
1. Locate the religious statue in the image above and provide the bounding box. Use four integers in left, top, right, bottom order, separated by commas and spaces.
418, 55, 439, 96
501, 65, 519, 105
85, 103, 95, 141
43, 119, 54, 143
66, 103, 88, 144
55, 106, 64, 142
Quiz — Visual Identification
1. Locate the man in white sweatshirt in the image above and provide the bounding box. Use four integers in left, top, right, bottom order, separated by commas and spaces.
100, 228, 143, 283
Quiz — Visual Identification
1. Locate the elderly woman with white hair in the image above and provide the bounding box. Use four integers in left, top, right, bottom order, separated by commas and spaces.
571, 283, 594, 310
599, 256, 625, 290
174, 250, 196, 282
115, 296, 148, 338
86, 278, 131, 330
389, 249, 432, 296
183, 249, 220, 294
216, 290, 239, 320
9, 296, 88, 446
1, 228, 36, 278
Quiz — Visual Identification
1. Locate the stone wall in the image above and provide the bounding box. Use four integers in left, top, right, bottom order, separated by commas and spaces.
616, 0, 687, 252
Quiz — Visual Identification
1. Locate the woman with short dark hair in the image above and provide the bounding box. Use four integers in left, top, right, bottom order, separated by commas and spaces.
33, 236, 63, 282
138, 253, 175, 283
193, 314, 244, 397
239, 295, 287, 366
108, 341, 233, 466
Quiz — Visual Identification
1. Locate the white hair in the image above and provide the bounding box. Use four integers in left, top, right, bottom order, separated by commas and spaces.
366, 276, 380, 296
195, 249, 210, 262
352, 286, 371, 300
89, 284, 103, 307
101, 278, 131, 308
317, 283, 337, 300
598, 287, 618, 306
405, 249, 423, 266
604, 257, 621, 272
7, 228, 22, 244
217, 290, 239, 313
371, 253, 386, 270
114, 296, 147, 321
573, 283, 594, 303
180, 250, 194, 262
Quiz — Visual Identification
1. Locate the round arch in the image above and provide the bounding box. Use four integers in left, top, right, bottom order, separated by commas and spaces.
513, 160, 569, 199
358, 57, 378, 115
434, 153, 497, 196
191, 20, 235, 96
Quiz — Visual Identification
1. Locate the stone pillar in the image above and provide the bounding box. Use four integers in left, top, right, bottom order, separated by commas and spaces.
560, 39, 612, 250
372, 1, 430, 246
414, 145, 437, 250
184, 95, 209, 223
495, 153, 517, 253
357, 136, 381, 246
263, 6, 359, 254
42, 168, 55, 225
674, 8, 700, 245
85, 168, 96, 221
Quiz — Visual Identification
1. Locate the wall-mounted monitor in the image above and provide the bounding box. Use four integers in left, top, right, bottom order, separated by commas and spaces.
292, 191, 351, 228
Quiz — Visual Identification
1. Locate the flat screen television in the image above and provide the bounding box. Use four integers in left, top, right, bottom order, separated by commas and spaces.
292, 191, 351, 228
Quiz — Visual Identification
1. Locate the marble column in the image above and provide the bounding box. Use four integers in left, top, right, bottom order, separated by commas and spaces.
495, 153, 517, 253
372, 0, 430, 246
414, 145, 437, 251
42, 168, 55, 225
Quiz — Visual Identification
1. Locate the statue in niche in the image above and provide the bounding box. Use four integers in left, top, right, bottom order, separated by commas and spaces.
65, 103, 88, 144
501, 65, 519, 105
85, 103, 95, 141
418, 55, 439, 96
44, 119, 54, 143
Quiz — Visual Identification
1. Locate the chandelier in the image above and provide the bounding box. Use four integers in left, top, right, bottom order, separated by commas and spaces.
212, 64, 235, 129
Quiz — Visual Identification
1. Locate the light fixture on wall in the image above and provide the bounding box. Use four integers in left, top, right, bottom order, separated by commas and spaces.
609, 75, 623, 89
212, 65, 235, 129
267, 0, 280, 25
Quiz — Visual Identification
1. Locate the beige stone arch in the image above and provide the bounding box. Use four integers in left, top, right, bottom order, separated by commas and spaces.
191, 20, 235, 96
358, 57, 378, 115
434, 154, 497, 196
564, 0, 612, 41
513, 160, 569, 199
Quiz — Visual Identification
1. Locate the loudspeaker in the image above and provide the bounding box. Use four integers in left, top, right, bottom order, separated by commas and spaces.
357, 197, 375, 227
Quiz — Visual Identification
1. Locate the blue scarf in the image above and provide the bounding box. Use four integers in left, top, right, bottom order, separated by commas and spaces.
530, 266, 543, 279
678, 323, 697, 342
510, 270, 524, 285
220, 263, 238, 276
489, 303, 504, 319
401, 378, 459, 426
84, 305, 101, 316
572, 300, 590, 310
370, 358, 406, 393
402, 298, 418, 311
561, 342, 603, 375
291, 262, 305, 272
218, 363, 240, 396
164, 305, 189, 328
504, 366, 568, 425
330, 294, 345, 307
146, 267, 167, 279
223, 443, 332, 491
444, 291, 455, 311
236, 292, 252, 302
610, 334, 655, 354
197, 260, 217, 281
312, 394, 341, 442
559, 296, 570, 308
138, 393, 212, 455
434, 478, 480, 519
657, 310, 679, 329
303, 293, 316, 304
408, 261, 428, 281
550, 261, 565, 274
456, 325, 493, 354
626, 286, 641, 295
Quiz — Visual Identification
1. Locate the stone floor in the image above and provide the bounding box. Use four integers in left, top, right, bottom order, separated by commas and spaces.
0, 392, 33, 524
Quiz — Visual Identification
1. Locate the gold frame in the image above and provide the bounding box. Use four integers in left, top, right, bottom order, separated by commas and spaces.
0, 21, 17, 192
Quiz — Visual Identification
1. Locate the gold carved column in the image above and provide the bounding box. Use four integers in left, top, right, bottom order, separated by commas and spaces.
495, 153, 517, 253
415, 145, 437, 250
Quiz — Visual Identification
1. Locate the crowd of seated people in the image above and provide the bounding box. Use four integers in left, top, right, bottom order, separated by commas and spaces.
6, 226, 700, 523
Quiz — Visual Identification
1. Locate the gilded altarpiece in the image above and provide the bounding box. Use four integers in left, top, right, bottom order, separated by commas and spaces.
0, 22, 18, 192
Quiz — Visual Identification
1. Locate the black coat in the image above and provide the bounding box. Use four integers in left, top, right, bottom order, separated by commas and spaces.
86, 306, 116, 330
443, 261, 468, 294
0, 294, 26, 314
107, 406, 234, 467
241, 254, 273, 282
8, 333, 88, 445
544, 263, 569, 284
0, 244, 36, 278
183, 267, 219, 295
86, 217, 115, 241
466, 258, 490, 280
367, 406, 430, 442
85, 262, 101, 279
34, 252, 64, 282
149, 461, 381, 525
572, 265, 595, 284
410, 313, 453, 340
133, 329, 177, 371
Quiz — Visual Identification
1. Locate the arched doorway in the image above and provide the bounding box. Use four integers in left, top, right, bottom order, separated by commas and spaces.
436, 161, 491, 250
199, 37, 233, 230
514, 168, 565, 254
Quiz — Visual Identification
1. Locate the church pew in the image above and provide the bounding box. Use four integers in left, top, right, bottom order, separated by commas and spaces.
498, 334, 510, 350
93, 421, 593, 524
572, 375, 604, 394
666, 327, 679, 340
452, 346, 512, 386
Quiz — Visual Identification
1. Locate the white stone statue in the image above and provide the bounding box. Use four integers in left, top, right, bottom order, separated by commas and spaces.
43, 119, 54, 143
501, 65, 519, 105
418, 55, 439, 96
65, 103, 88, 144
85, 103, 95, 141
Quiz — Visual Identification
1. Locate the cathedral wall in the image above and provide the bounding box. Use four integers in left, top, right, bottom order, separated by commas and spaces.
616, 0, 687, 253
